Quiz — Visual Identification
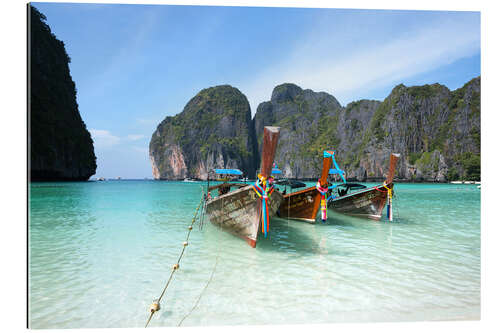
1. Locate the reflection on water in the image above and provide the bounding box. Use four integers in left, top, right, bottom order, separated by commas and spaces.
29, 181, 480, 328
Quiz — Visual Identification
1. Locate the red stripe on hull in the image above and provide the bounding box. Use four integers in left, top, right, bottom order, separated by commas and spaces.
245, 237, 257, 248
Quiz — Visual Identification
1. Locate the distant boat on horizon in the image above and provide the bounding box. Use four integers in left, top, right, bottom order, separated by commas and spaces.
451, 180, 481, 185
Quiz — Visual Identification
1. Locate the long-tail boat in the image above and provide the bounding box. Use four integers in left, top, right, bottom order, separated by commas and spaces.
326, 151, 400, 221
276, 151, 332, 223
205, 126, 283, 248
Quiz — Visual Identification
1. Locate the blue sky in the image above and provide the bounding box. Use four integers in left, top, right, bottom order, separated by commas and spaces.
32, 2, 480, 179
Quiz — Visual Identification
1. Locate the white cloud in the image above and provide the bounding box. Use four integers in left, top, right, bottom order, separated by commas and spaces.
242, 16, 480, 110
90, 130, 147, 149
89, 129, 120, 149
126, 134, 145, 141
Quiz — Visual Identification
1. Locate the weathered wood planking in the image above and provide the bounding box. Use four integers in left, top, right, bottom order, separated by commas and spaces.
205, 126, 282, 248
206, 185, 283, 247
327, 153, 399, 221
327, 183, 393, 220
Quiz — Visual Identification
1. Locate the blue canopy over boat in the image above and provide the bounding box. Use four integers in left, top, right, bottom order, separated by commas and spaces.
214, 169, 243, 175
271, 168, 282, 175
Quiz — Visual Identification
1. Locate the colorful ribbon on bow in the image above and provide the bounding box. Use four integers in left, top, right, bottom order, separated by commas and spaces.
383, 182, 393, 221
252, 174, 275, 237
316, 180, 329, 222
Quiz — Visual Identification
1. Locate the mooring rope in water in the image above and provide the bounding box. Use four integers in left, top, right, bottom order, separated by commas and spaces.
198, 185, 208, 230
177, 244, 219, 326
145, 191, 205, 328
177, 185, 223, 326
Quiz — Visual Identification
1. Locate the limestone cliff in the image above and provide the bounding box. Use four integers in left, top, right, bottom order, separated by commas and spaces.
29, 6, 96, 181
149, 85, 257, 179
355, 78, 480, 182
254, 78, 480, 181
150, 78, 480, 182
254, 83, 343, 178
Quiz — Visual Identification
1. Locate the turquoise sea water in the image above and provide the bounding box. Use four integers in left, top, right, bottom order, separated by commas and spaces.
28, 181, 480, 328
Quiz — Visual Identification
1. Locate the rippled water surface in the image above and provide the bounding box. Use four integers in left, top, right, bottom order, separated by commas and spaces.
28, 181, 480, 328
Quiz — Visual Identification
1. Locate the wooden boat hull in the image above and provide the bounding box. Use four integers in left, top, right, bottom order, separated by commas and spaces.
277, 186, 320, 222
277, 151, 332, 223
205, 185, 283, 247
327, 183, 393, 220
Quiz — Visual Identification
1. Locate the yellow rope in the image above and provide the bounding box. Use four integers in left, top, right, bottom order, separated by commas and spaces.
145, 191, 205, 328
382, 182, 392, 199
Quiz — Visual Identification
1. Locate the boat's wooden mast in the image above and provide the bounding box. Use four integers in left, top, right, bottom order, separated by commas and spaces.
319, 154, 332, 187
385, 153, 400, 184
308, 152, 334, 222
260, 126, 280, 178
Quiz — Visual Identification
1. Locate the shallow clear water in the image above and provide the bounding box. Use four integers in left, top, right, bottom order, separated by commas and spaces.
28, 181, 480, 328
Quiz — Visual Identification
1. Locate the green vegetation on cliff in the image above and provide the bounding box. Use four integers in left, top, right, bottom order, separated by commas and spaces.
253, 77, 480, 181
448, 152, 481, 181
150, 77, 480, 182
253, 83, 344, 178
305, 112, 341, 158
149, 85, 257, 179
